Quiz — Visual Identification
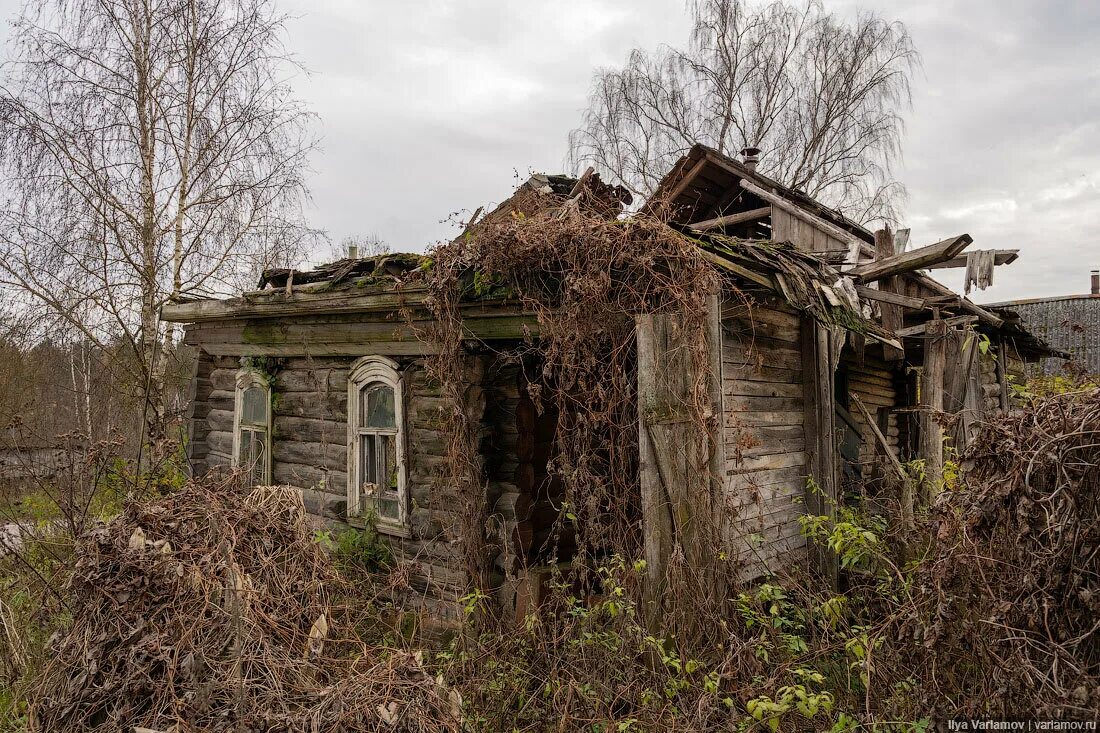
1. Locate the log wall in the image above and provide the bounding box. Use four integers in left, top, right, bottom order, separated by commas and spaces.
189, 350, 525, 621
720, 297, 809, 576
840, 347, 902, 479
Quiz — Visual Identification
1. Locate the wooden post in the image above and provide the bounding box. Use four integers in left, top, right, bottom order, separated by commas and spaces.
801, 317, 839, 588
636, 305, 722, 617
874, 227, 906, 362
920, 318, 947, 502
636, 314, 673, 610
996, 335, 1010, 411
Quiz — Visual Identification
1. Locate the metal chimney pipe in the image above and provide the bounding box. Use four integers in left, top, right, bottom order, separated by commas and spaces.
740, 146, 761, 171
1092, 269, 1099, 295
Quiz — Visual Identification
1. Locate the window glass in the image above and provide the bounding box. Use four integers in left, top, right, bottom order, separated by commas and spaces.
241, 385, 268, 425
358, 432, 399, 521
239, 428, 266, 486
360, 383, 395, 429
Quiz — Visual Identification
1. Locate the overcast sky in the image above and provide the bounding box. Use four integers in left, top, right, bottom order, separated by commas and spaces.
2, 0, 1098, 303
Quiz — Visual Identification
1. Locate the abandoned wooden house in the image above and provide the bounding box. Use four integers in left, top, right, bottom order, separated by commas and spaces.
162, 144, 1055, 618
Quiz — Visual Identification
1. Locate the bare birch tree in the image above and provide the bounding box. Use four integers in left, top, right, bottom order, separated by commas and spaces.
0, 0, 317, 448
569, 0, 919, 223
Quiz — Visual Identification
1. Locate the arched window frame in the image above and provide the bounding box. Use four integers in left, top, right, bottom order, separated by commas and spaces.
232, 367, 273, 485
347, 355, 408, 533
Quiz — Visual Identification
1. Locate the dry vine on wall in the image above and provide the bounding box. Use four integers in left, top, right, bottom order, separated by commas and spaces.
420, 198, 742, 628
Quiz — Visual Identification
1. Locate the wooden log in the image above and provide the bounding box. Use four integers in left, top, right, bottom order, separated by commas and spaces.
273, 440, 346, 468
850, 234, 973, 282
273, 461, 346, 492
274, 415, 346, 444
274, 368, 349, 393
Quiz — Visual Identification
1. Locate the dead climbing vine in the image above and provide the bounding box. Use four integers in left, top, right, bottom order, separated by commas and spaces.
420, 192, 756, 634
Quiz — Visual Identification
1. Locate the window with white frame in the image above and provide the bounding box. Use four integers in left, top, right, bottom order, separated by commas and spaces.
233, 368, 272, 485
347, 356, 407, 530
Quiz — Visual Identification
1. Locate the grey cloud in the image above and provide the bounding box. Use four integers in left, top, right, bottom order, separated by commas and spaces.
2, 0, 1097, 299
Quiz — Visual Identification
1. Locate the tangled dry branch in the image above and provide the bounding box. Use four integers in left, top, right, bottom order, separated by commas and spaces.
29, 477, 460, 732
899, 388, 1100, 718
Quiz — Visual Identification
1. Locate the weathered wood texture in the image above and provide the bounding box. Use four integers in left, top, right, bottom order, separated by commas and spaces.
873, 228, 905, 361
770, 208, 853, 255
919, 320, 948, 497
194, 351, 516, 619
840, 347, 902, 480
637, 305, 722, 606
801, 317, 840, 587
720, 297, 810, 578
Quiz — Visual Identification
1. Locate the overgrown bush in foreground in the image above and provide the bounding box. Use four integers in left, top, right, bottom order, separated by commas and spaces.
1, 389, 1097, 730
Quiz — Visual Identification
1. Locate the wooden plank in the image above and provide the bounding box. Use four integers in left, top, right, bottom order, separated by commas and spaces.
663, 156, 710, 205
919, 319, 947, 502
724, 364, 803, 384
738, 178, 873, 257
636, 314, 673, 612
996, 336, 1010, 411
722, 319, 801, 344
723, 380, 803, 399
801, 317, 838, 587
725, 411, 805, 428
164, 287, 432, 322
850, 234, 973, 282
855, 284, 926, 310
691, 206, 771, 232
698, 248, 775, 290
201, 342, 435, 357
924, 249, 1018, 270
727, 451, 807, 473
906, 271, 1004, 327
873, 227, 906, 361
850, 393, 913, 529
896, 315, 978, 338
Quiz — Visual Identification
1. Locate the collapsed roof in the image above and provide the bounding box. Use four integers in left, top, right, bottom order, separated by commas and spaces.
160, 147, 1059, 360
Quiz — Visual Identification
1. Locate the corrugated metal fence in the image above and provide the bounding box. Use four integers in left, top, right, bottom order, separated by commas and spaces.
1008, 296, 1100, 375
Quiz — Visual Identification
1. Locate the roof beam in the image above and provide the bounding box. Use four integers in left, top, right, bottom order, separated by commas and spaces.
923, 249, 1019, 270
663, 156, 709, 204
855, 284, 926, 310
906, 271, 1004, 327
849, 234, 973, 282
895, 315, 978, 338
691, 206, 771, 232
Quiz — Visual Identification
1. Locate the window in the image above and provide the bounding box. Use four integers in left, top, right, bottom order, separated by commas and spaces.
233, 368, 272, 485
347, 356, 407, 531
